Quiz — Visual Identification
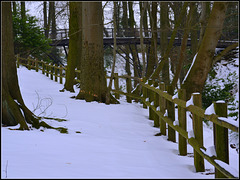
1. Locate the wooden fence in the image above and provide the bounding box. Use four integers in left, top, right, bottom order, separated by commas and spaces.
16, 56, 239, 178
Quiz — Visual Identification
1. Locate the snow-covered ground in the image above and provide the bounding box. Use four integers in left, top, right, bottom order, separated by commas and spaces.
1, 65, 239, 178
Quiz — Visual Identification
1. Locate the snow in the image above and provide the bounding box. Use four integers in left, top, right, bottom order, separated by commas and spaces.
201, 146, 217, 157
188, 130, 195, 139
205, 103, 216, 115
172, 93, 178, 100
186, 95, 194, 107
218, 117, 239, 128
1, 65, 221, 179
182, 53, 198, 84
214, 160, 239, 178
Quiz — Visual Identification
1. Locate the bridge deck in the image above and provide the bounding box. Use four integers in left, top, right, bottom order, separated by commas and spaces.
50, 37, 236, 48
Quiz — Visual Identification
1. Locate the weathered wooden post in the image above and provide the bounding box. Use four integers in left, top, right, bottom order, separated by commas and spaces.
159, 83, 166, 135
17, 54, 20, 68
214, 101, 228, 178
114, 73, 120, 99
126, 77, 132, 103
35, 59, 38, 72
59, 65, 63, 84
50, 63, 54, 80
46, 63, 49, 77
192, 93, 205, 172
42, 61, 45, 74
54, 64, 58, 82
178, 89, 187, 155
166, 85, 176, 142
28, 57, 31, 70
153, 80, 159, 127
142, 77, 147, 109
148, 79, 154, 120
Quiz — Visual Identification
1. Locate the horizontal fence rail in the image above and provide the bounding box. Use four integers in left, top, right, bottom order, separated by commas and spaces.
16, 55, 239, 179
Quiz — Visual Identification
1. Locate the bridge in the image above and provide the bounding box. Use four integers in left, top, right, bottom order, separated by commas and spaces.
48, 28, 237, 62
50, 28, 236, 47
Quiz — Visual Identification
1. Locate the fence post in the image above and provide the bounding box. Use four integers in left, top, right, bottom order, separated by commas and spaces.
114, 73, 120, 99
35, 59, 38, 72
28, 57, 31, 70
178, 89, 187, 156
166, 85, 175, 142
153, 81, 159, 127
59, 65, 63, 84
42, 61, 45, 74
192, 93, 205, 172
142, 78, 147, 109
159, 83, 166, 135
126, 77, 132, 103
148, 79, 154, 120
214, 101, 228, 178
54, 64, 58, 82
46, 63, 49, 77
17, 54, 20, 68
50, 63, 54, 80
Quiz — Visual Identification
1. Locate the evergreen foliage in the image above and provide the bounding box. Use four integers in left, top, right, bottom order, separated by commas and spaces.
202, 64, 238, 121
12, 4, 52, 60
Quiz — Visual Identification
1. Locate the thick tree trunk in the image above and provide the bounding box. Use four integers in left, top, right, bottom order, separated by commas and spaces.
2, 2, 68, 133
2, 2, 33, 129
76, 2, 118, 104
182, 2, 228, 99
64, 2, 82, 92
160, 2, 170, 84
198, 2, 211, 49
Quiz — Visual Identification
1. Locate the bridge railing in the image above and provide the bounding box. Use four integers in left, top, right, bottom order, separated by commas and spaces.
49, 28, 237, 43
16, 56, 239, 178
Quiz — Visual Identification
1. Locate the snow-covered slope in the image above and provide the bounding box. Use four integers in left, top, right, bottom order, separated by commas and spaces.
1, 65, 239, 178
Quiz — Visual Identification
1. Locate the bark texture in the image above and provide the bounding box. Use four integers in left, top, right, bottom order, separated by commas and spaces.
76, 2, 118, 104
64, 2, 82, 92
182, 2, 228, 99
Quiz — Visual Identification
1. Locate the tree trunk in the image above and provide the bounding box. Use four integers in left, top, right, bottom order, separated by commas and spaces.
43, 1, 48, 38
106, 1, 118, 104
146, 2, 157, 79
160, 2, 170, 84
2, 2, 68, 133
76, 2, 118, 104
150, 2, 188, 80
122, 1, 132, 102
139, 2, 147, 77
64, 2, 82, 92
128, 1, 140, 86
198, 2, 211, 49
2, 2, 35, 130
182, 2, 228, 99
171, 2, 194, 88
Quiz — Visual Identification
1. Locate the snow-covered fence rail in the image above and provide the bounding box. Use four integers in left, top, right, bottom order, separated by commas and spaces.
112, 75, 239, 179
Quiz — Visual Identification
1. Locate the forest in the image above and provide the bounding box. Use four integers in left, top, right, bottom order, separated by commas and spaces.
1, 1, 239, 179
